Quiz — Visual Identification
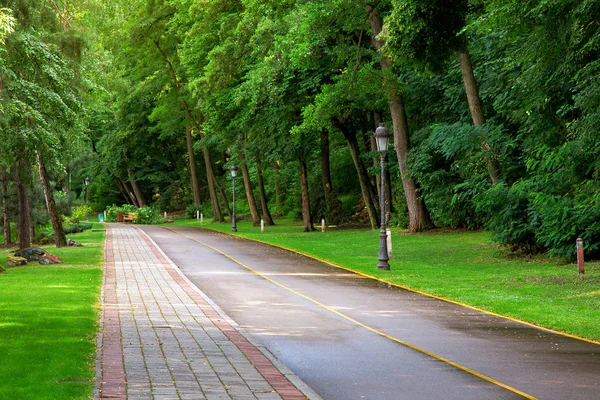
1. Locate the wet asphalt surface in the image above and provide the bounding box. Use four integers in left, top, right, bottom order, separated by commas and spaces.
140, 226, 600, 400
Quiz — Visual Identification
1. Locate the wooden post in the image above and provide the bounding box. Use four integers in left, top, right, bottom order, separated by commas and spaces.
576, 238, 584, 275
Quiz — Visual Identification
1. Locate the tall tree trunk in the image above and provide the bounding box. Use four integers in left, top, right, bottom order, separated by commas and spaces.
256, 160, 274, 226
214, 176, 232, 219
121, 179, 139, 208
36, 152, 67, 247
299, 152, 315, 232
128, 170, 146, 207
115, 179, 132, 205
320, 128, 342, 224
238, 150, 261, 226
153, 38, 224, 219
16, 158, 31, 249
1, 167, 11, 245
203, 148, 224, 222
29, 203, 35, 243
458, 49, 501, 185
367, 5, 434, 233
273, 161, 282, 215
336, 122, 379, 229
185, 125, 202, 204
153, 40, 206, 206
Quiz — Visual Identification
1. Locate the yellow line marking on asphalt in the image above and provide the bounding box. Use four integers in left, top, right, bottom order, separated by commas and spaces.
196, 227, 600, 347
164, 226, 537, 400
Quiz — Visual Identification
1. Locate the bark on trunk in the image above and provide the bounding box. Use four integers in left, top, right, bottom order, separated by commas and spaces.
115, 179, 132, 205
367, 5, 434, 232
238, 150, 261, 226
1, 167, 11, 245
186, 125, 202, 204
214, 176, 232, 219
153, 39, 205, 205
273, 161, 282, 215
154, 38, 225, 218
16, 158, 31, 249
203, 148, 224, 222
256, 161, 274, 226
458, 50, 501, 185
337, 122, 379, 229
121, 179, 139, 208
36, 152, 67, 247
299, 152, 315, 232
320, 128, 342, 224
128, 171, 146, 207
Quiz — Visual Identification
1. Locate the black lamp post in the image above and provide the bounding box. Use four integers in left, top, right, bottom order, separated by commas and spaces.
84, 176, 90, 222
374, 124, 390, 270
230, 165, 238, 232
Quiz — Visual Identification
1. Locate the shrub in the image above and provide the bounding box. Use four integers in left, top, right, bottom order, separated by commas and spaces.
476, 182, 542, 254
105, 204, 137, 222
184, 204, 203, 219
71, 205, 92, 223
134, 206, 165, 224
64, 222, 93, 234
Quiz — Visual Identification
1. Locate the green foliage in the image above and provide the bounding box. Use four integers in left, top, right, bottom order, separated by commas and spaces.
105, 204, 137, 222
71, 205, 92, 223
64, 222, 93, 235
40, 222, 92, 245
134, 206, 165, 224
385, 0, 468, 72
10, 0, 597, 258
184, 204, 203, 219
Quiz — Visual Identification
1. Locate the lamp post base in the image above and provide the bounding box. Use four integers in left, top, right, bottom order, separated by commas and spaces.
377, 260, 390, 270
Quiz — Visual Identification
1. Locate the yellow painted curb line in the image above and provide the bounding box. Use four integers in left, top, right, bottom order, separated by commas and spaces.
165, 226, 537, 400
194, 226, 600, 347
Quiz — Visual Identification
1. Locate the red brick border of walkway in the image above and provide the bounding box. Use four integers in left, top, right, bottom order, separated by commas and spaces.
99, 225, 127, 399
137, 228, 308, 400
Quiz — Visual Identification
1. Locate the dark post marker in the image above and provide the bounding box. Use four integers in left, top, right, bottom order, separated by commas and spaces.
576, 238, 584, 275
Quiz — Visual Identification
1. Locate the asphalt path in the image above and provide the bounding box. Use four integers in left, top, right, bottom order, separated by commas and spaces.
140, 225, 600, 400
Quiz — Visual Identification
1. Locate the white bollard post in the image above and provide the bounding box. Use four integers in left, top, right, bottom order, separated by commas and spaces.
386, 228, 392, 255
261, 219, 264, 233
197, 210, 200, 220
164, 211, 167, 219
200, 213, 203, 225
321, 218, 325, 232
103, 210, 107, 221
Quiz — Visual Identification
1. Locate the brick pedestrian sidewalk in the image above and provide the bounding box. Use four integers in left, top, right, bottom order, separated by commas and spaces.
96, 224, 314, 400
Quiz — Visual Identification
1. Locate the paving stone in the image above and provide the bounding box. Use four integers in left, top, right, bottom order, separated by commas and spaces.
97, 225, 310, 400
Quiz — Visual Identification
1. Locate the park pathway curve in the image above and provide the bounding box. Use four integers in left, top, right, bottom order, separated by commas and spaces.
95, 223, 316, 400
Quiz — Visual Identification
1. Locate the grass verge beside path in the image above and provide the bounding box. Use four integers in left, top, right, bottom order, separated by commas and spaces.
169, 218, 600, 342
0, 224, 104, 400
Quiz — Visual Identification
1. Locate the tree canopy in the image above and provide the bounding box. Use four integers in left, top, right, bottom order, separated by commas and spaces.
1, 0, 600, 257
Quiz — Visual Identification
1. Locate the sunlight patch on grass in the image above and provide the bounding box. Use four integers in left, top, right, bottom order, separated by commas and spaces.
0, 227, 104, 400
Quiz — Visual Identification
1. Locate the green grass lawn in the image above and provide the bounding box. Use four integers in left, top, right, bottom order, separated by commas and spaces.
169, 218, 600, 342
0, 225, 104, 400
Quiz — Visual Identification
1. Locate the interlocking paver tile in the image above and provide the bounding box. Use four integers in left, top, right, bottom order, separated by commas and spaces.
97, 224, 313, 400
